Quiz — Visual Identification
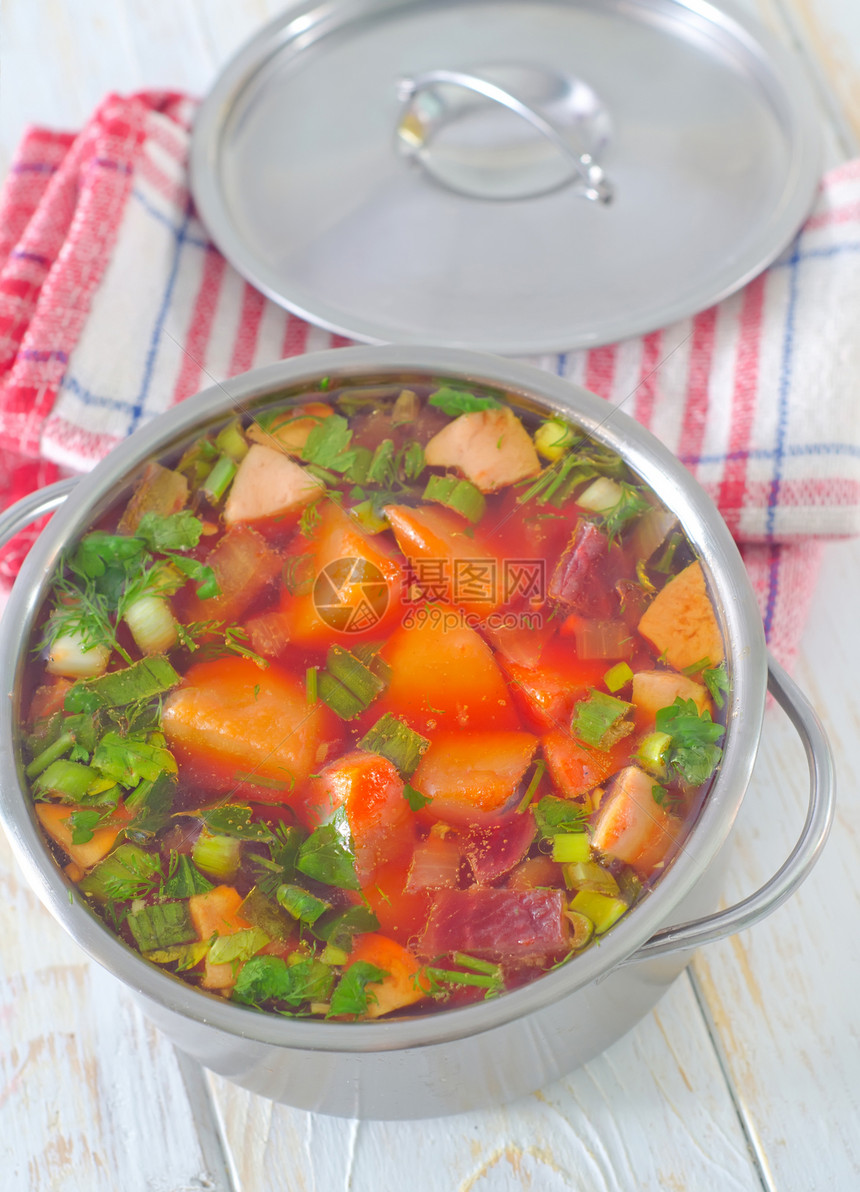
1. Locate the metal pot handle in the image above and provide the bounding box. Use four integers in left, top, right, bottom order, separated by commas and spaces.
0, 478, 78, 552
624, 656, 835, 964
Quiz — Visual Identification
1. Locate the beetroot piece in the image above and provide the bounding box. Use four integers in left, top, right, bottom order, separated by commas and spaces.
549, 520, 620, 619
419, 887, 570, 962
463, 809, 536, 884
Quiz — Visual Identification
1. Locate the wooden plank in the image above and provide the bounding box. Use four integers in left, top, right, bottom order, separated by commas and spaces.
205, 973, 764, 1192
0, 833, 233, 1192
690, 537, 860, 1191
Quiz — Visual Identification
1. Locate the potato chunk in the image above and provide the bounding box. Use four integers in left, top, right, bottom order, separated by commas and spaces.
423, 407, 540, 493
637, 561, 724, 672
631, 670, 712, 721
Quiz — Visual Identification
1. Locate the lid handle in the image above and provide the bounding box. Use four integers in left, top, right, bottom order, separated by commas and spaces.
396, 66, 614, 204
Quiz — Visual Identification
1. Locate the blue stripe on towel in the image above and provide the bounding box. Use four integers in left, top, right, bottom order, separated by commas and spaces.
766, 242, 802, 539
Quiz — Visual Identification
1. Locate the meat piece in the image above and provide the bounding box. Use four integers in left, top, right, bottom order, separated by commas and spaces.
549, 520, 621, 619
591, 765, 683, 878
631, 669, 711, 722
419, 887, 569, 962
118, 462, 188, 534
423, 407, 540, 493
463, 808, 537, 884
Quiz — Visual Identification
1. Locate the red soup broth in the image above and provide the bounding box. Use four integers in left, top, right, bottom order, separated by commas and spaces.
21, 381, 729, 1019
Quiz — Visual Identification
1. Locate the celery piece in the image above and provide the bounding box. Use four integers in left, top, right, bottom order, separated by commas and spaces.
391, 389, 420, 424
192, 830, 242, 881
562, 861, 621, 897
239, 888, 294, 940
127, 900, 196, 952
321, 943, 349, 966
276, 882, 331, 925
78, 844, 162, 902
200, 454, 237, 504
569, 889, 628, 935
326, 645, 387, 705
64, 655, 180, 713
552, 833, 592, 864
318, 671, 366, 720
215, 418, 249, 462
208, 927, 270, 966
422, 473, 486, 524
357, 713, 430, 777
603, 661, 634, 694
32, 759, 95, 801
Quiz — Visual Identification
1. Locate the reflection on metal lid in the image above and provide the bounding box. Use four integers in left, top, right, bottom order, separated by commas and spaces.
190, 0, 821, 355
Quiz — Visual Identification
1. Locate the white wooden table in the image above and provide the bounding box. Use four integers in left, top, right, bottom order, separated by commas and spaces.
1, 2, 858, 1189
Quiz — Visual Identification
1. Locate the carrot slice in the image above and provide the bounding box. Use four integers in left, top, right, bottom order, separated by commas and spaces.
345, 932, 426, 1018
35, 803, 121, 870
378, 617, 520, 732
189, 884, 251, 941
412, 730, 537, 820
384, 504, 502, 614
541, 729, 627, 799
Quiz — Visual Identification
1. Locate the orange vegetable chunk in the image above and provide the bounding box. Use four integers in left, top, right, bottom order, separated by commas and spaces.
278, 502, 403, 647
383, 504, 502, 614
189, 884, 250, 941
378, 617, 519, 732
161, 656, 335, 797
344, 932, 426, 1018
638, 561, 724, 672
502, 640, 608, 731
541, 729, 627, 799
412, 730, 537, 820
35, 803, 121, 869
305, 751, 414, 881
591, 765, 683, 878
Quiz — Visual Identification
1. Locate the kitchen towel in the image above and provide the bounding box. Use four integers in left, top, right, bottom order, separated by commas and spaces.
1, 90, 859, 667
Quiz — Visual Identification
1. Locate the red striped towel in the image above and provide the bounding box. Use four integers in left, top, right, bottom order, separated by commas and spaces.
2, 91, 859, 667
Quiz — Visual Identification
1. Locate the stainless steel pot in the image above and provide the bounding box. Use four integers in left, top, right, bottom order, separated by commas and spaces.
0, 347, 834, 1119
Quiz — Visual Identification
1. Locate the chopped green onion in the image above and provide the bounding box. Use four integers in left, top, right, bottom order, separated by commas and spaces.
192, 830, 242, 881
208, 927, 270, 966
571, 689, 634, 749
603, 661, 633, 693
534, 418, 577, 462
318, 671, 366, 720
78, 843, 161, 902
637, 731, 672, 777
391, 389, 420, 424
306, 666, 318, 706
357, 713, 430, 777
564, 909, 595, 949
32, 759, 96, 801
326, 644, 388, 706
276, 883, 331, 925
552, 834, 592, 864
26, 731, 77, 780
214, 418, 249, 462
64, 655, 180, 714
569, 889, 628, 935
127, 901, 196, 952
562, 861, 620, 896
516, 759, 546, 813
422, 474, 486, 524
201, 454, 237, 504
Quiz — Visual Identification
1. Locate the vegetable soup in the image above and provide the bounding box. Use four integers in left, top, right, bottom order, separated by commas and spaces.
20, 379, 729, 1020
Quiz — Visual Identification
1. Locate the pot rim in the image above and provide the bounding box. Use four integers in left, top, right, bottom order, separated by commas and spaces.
0, 345, 767, 1053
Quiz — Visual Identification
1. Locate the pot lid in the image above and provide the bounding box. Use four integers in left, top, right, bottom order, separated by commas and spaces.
190, 0, 821, 355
